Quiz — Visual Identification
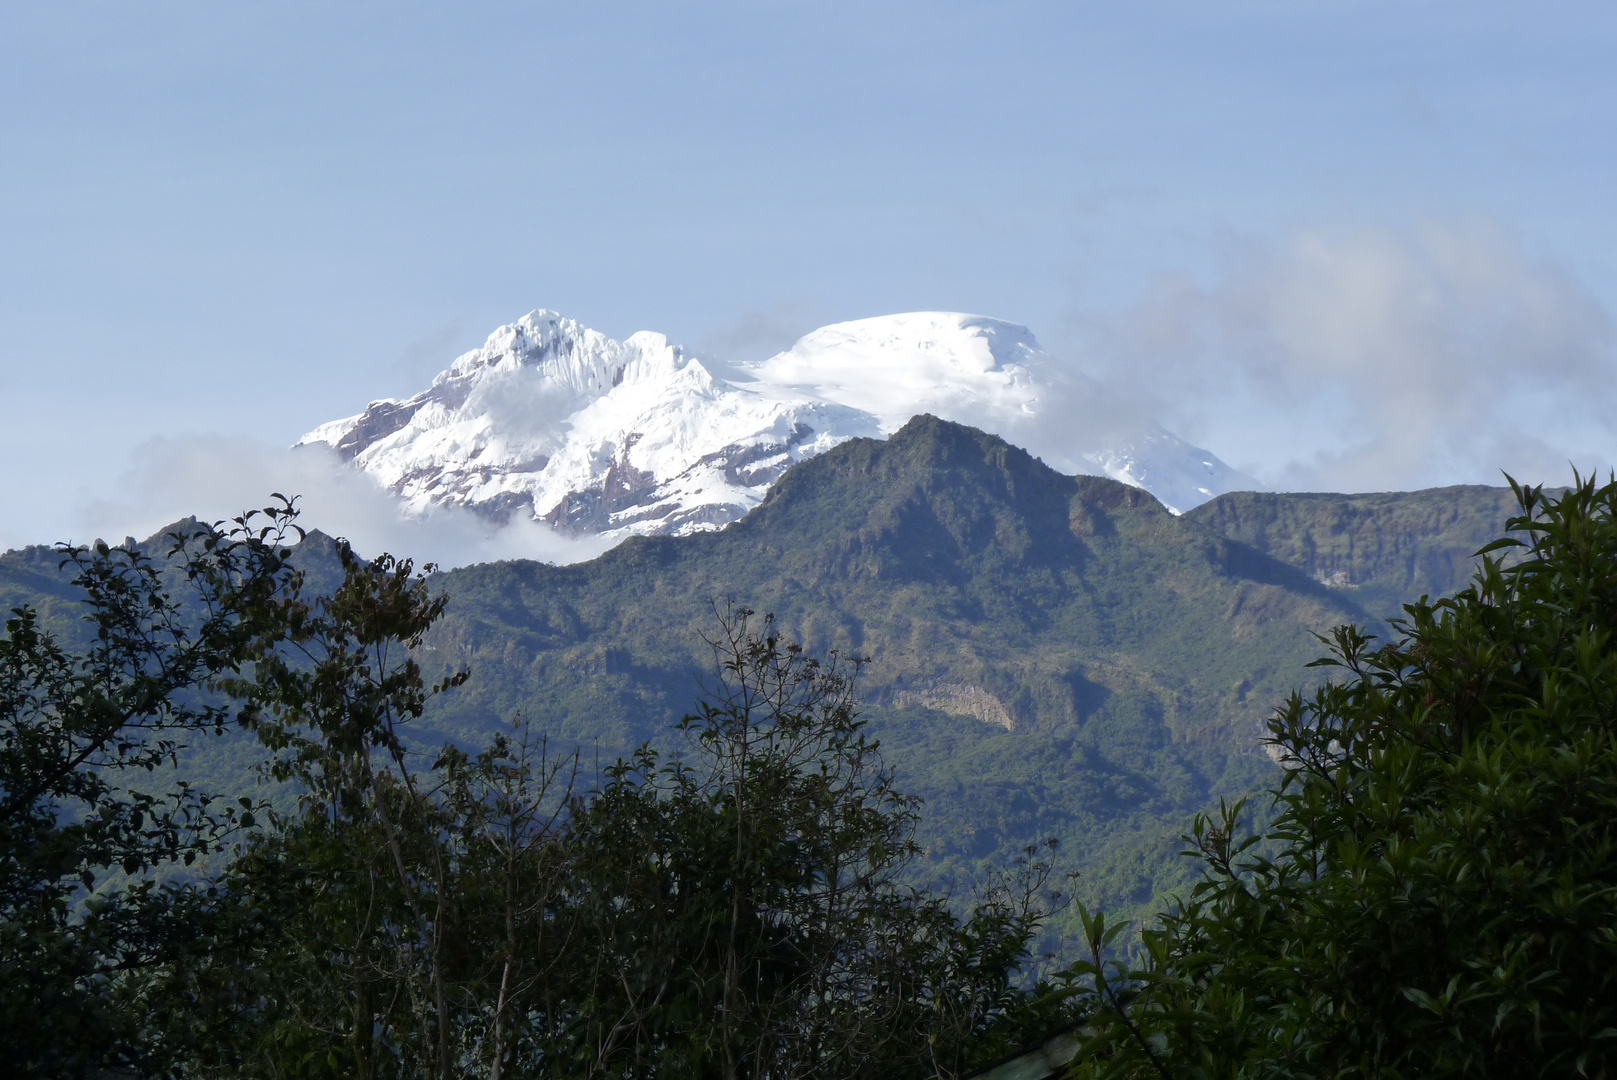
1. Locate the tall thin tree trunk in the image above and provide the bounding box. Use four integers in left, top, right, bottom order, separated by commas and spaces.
369, 760, 453, 1080
490, 955, 513, 1080
490, 828, 519, 1080
353, 980, 375, 1080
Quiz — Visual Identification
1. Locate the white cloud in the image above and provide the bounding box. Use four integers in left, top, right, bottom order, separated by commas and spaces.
694, 297, 834, 373
72, 437, 614, 569
1083, 220, 1617, 492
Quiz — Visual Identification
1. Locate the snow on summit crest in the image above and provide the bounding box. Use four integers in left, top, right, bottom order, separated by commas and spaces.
299, 309, 1256, 550
748, 313, 1044, 431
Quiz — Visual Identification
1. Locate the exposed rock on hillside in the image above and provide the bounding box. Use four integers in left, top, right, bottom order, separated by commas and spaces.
1186, 485, 1522, 615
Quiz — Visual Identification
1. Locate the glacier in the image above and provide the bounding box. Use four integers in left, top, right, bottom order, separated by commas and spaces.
299, 310, 1257, 547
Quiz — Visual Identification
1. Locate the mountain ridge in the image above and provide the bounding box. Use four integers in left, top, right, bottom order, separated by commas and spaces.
1185, 485, 1524, 619
299, 310, 1257, 550
406, 416, 1364, 924
0, 418, 1528, 931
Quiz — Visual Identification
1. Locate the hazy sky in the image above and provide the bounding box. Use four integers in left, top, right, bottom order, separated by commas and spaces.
4, 1, 1615, 556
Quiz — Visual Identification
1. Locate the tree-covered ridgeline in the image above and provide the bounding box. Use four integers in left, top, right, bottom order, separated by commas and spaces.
409, 416, 1376, 930
0, 418, 1525, 935
0, 504, 1077, 1079
8, 462, 1614, 1078
1064, 474, 1617, 1078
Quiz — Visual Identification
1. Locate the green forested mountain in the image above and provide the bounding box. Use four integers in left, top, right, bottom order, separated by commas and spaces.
0, 417, 1522, 930
397, 416, 1368, 924
1185, 484, 1522, 617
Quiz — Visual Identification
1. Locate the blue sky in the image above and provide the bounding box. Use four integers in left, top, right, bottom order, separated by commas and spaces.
3, 1, 1615, 552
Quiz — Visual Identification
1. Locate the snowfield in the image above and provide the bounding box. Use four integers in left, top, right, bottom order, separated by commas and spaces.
300, 310, 1257, 547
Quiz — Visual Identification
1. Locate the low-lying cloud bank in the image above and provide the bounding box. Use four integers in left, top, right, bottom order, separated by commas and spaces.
70, 438, 615, 568
1081, 219, 1617, 493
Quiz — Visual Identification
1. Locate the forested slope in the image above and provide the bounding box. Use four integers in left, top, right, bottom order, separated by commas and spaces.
1185, 484, 1520, 617
411, 417, 1363, 918
0, 420, 1524, 925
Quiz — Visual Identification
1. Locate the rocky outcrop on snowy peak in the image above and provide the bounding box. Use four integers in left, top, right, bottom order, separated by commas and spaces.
300, 309, 1257, 545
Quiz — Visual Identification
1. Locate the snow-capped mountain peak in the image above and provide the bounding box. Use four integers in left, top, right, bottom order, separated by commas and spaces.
298, 309, 1256, 548
746, 312, 1045, 429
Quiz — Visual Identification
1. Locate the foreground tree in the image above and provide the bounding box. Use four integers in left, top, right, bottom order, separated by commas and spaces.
178, 537, 476, 1080
197, 606, 1071, 1080
550, 609, 1066, 1080
0, 503, 301, 1075
2, 501, 1072, 1078
1067, 475, 1617, 1078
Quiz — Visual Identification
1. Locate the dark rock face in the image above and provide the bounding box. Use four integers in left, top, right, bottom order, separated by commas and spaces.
533, 425, 825, 536
330, 374, 482, 462
333, 399, 426, 461
1185, 485, 1523, 613
477, 491, 537, 528
541, 441, 666, 534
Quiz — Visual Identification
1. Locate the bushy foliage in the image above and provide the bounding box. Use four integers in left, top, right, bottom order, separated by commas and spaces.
538, 610, 1066, 1080
192, 605, 1072, 1080
0, 503, 301, 1075
1, 507, 1073, 1078
1066, 475, 1617, 1078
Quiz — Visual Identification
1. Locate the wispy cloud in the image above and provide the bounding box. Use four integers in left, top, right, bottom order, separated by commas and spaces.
392, 319, 471, 389
73, 437, 614, 568
695, 298, 833, 366
1082, 220, 1617, 491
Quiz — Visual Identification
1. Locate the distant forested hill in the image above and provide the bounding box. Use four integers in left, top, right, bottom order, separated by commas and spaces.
404, 416, 1367, 927
1185, 485, 1521, 619
0, 418, 1524, 937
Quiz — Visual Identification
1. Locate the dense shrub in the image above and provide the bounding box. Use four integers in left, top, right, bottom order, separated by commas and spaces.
1068, 476, 1617, 1078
